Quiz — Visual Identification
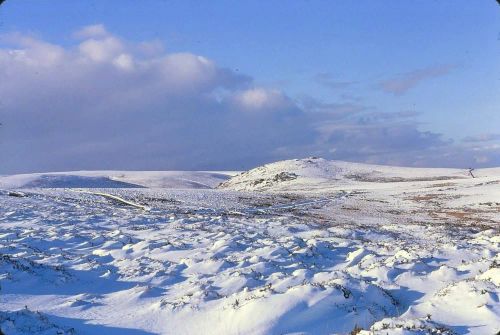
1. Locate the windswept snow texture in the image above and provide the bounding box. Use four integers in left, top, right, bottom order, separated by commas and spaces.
0, 158, 499, 334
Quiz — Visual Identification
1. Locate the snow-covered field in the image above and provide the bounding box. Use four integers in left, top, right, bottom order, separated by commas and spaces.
0, 158, 498, 334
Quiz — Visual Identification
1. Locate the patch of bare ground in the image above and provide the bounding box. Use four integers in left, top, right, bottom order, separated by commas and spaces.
345, 174, 466, 183
427, 209, 499, 227
478, 202, 500, 208
363, 198, 389, 203
405, 193, 463, 206
425, 182, 457, 188
474, 180, 500, 186
407, 194, 441, 202
341, 206, 360, 211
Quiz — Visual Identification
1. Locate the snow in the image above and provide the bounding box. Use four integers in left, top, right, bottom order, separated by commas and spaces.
218, 157, 487, 192
0, 171, 235, 189
0, 171, 237, 189
0, 158, 498, 334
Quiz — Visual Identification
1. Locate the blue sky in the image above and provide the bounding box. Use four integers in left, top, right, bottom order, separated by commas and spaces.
0, 1, 499, 173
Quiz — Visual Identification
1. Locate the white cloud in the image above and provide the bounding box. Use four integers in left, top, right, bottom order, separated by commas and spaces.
0, 34, 65, 67
158, 53, 217, 89
234, 88, 290, 111
0, 26, 497, 173
112, 53, 134, 71
73, 24, 109, 39
78, 36, 124, 62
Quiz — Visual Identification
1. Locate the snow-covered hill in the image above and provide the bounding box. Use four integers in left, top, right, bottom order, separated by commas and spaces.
0, 171, 235, 189
218, 157, 490, 192
0, 159, 499, 334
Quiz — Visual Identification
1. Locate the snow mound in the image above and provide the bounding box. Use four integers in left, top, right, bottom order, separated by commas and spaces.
218, 157, 473, 191
0, 309, 74, 335
366, 317, 457, 334
0, 171, 234, 189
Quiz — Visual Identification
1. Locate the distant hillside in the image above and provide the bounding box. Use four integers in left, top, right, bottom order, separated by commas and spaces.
218, 157, 490, 192
0, 171, 235, 189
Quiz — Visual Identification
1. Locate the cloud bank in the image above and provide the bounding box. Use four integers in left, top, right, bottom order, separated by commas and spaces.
0, 26, 498, 173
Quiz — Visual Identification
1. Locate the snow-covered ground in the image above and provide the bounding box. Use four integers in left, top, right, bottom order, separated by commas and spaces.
0, 171, 235, 190
0, 158, 498, 334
